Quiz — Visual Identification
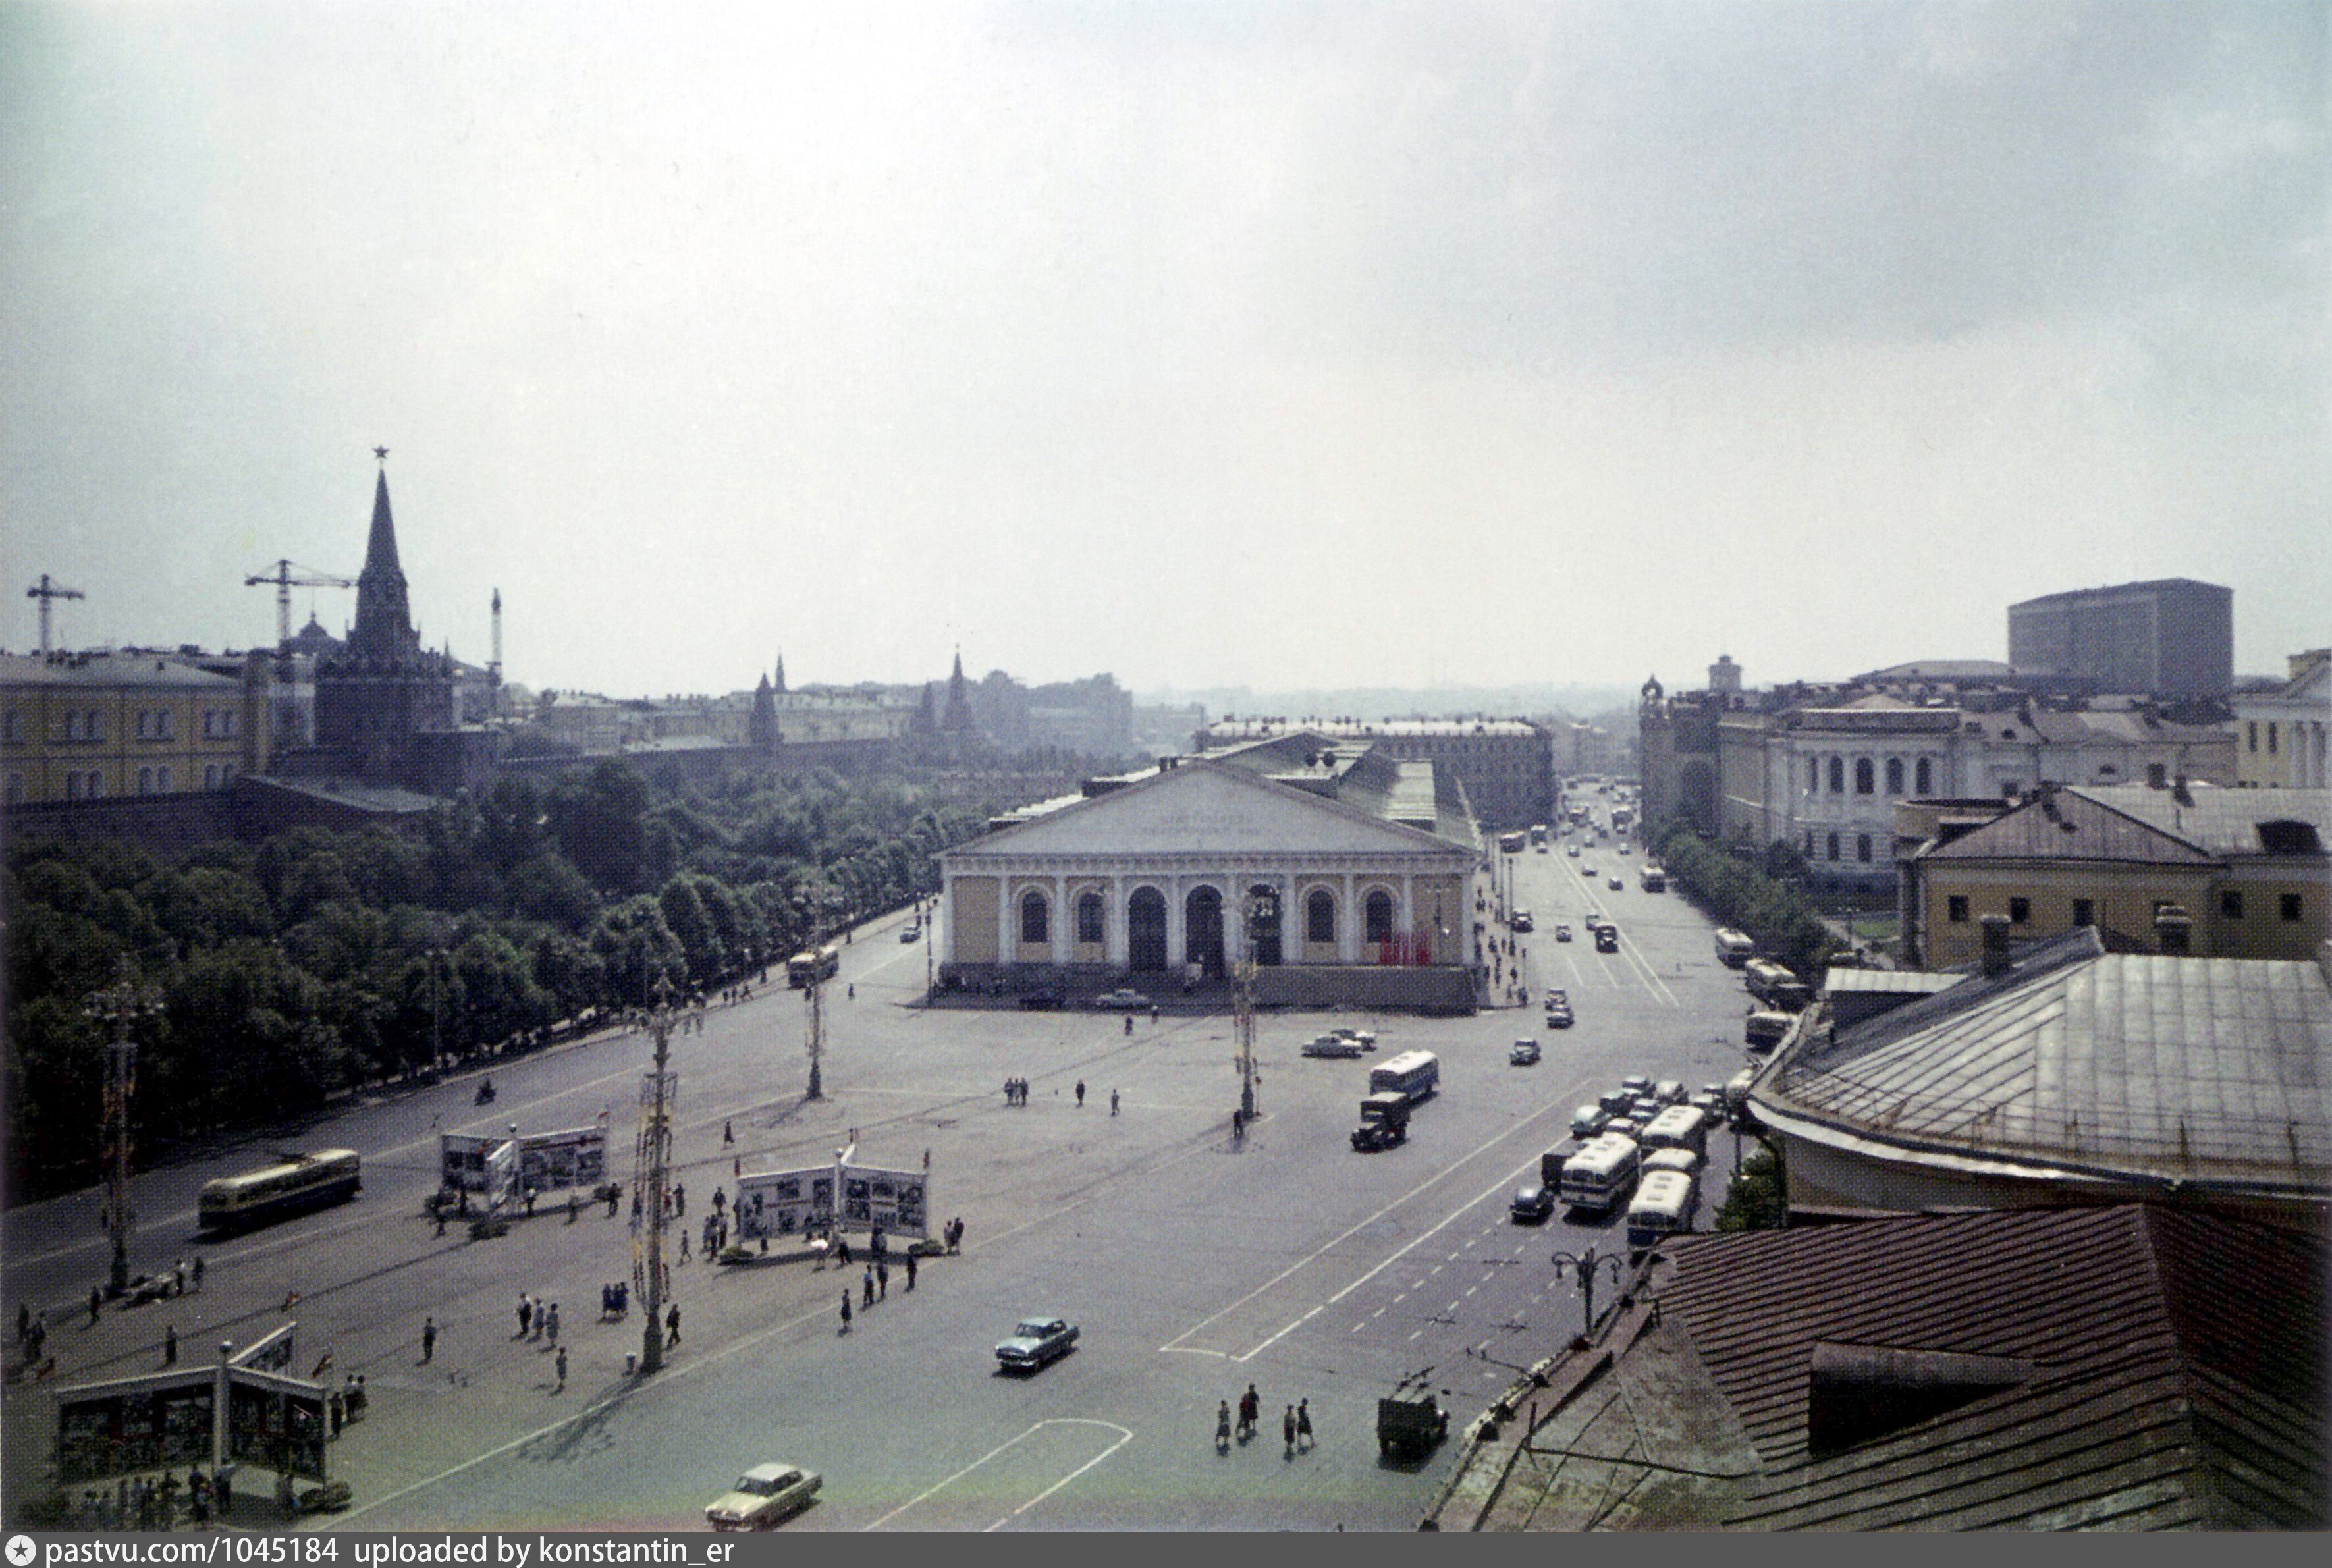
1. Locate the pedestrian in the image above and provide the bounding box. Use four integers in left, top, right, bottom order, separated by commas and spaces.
607, 1185, 621, 1218
1241, 1384, 1260, 1440
1284, 1405, 1297, 1456
175, 1258, 188, 1297
876, 1260, 888, 1300
567, 1191, 578, 1224
724, 1119, 734, 1146
531, 1295, 545, 1341
665, 1302, 680, 1347
835, 1232, 851, 1267
436, 1206, 448, 1238
524, 1184, 536, 1218
1076, 1079, 1087, 1107
422, 1316, 437, 1363
327, 1388, 344, 1438
518, 1295, 532, 1339
555, 1345, 568, 1390
679, 1227, 691, 1263
16, 1302, 27, 1345
89, 1285, 102, 1326
1216, 1400, 1232, 1451
1297, 1398, 1313, 1450
545, 1302, 560, 1344
862, 1266, 875, 1308
839, 1292, 852, 1334
904, 1251, 917, 1291
1124, 1014, 1133, 1036
1110, 1089, 1120, 1116
163, 1324, 178, 1366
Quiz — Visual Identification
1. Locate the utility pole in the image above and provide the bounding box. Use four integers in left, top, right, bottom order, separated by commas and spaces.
1234, 890, 1266, 1123
86, 958, 162, 1296
804, 971, 825, 1100
636, 974, 678, 1374
26, 574, 85, 657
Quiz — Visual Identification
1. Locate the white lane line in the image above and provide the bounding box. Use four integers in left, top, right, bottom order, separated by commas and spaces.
1234, 1301, 1327, 1363
1156, 1091, 1583, 1355
1614, 933, 1682, 1009
985, 1420, 1135, 1533
1350, 1322, 1367, 1335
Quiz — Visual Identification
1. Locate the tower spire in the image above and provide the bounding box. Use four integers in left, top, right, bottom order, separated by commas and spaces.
348, 454, 416, 657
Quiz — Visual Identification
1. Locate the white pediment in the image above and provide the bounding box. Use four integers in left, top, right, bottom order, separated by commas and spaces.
952, 761, 1461, 861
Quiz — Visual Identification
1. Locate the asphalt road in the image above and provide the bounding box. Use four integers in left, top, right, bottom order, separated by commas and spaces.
5, 799, 1765, 1531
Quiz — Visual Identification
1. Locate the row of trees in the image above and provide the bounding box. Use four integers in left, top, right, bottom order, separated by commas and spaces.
5, 761, 1006, 1201
1647, 822, 1843, 980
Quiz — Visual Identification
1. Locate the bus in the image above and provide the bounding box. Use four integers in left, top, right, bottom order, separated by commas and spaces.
1528, 823, 1548, 847
1745, 959, 1810, 1012
1638, 864, 1667, 893
1559, 1134, 1640, 1216
1612, 805, 1634, 834
1642, 1146, 1703, 1180
1496, 830, 1527, 855
199, 1149, 361, 1234
1369, 1050, 1440, 1107
1712, 928, 1756, 967
1625, 1170, 1698, 1248
1640, 1104, 1711, 1160
787, 944, 841, 988
1745, 1010, 1794, 1054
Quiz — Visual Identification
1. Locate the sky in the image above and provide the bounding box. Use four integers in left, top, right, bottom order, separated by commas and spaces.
1, 1, 2323, 699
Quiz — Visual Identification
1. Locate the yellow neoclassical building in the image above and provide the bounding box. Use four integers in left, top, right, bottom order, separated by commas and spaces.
938, 734, 1481, 1012
1, 650, 271, 806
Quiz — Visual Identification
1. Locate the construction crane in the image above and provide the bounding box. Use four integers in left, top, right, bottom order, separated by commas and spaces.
25, 574, 84, 655
244, 560, 355, 647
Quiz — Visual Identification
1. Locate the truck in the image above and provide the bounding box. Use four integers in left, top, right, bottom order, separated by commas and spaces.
1745, 958, 1811, 1012
1713, 928, 1756, 967
1376, 1373, 1451, 1459
1351, 1091, 1411, 1152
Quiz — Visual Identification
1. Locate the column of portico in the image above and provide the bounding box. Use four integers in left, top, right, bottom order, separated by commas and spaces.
1167, 869, 1186, 969
1053, 872, 1069, 966
1341, 871, 1359, 963
1107, 873, 1127, 967
1402, 873, 1416, 960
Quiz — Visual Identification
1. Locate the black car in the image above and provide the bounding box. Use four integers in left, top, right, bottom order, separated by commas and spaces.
1510, 1184, 1556, 1223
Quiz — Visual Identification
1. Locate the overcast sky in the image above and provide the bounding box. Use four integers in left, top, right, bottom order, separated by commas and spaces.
2, 1, 2322, 698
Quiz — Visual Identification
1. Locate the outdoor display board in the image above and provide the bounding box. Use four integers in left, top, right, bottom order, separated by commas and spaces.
55, 1378, 215, 1484
517, 1125, 605, 1191
225, 1375, 328, 1481
439, 1134, 522, 1209
841, 1164, 930, 1239
734, 1166, 834, 1242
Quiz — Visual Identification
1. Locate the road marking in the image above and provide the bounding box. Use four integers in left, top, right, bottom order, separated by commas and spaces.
861, 1417, 1133, 1533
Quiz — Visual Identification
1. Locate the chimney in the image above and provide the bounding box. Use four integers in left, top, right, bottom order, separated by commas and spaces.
1979, 914, 2013, 977
2154, 904, 2193, 955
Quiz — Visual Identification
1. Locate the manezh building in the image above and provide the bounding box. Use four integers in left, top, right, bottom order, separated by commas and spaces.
937, 733, 1480, 1012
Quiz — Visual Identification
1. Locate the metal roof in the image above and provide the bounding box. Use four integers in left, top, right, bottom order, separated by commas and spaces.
1658, 1204, 2325, 1529
2076, 784, 2330, 859
1822, 969, 1965, 996
1763, 935, 2332, 1195
1917, 786, 2220, 865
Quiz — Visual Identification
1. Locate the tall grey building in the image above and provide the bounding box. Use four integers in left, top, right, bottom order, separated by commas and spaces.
2007, 578, 2233, 699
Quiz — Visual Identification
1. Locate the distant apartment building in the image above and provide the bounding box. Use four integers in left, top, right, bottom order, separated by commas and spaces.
1195, 716, 1552, 829
1, 649, 272, 805
1716, 676, 2220, 886
2008, 577, 2233, 699
2233, 649, 2331, 790
1898, 782, 2327, 967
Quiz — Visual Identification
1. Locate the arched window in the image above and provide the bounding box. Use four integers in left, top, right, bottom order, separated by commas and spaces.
1916, 757, 1933, 795
1019, 890, 1049, 946
137, 767, 153, 794
1806, 756, 1820, 794
1306, 888, 1336, 945
155, 767, 169, 793
1885, 757, 1905, 795
1364, 889, 1396, 944
1075, 890, 1104, 945
1855, 758, 1874, 794
1828, 757, 1844, 794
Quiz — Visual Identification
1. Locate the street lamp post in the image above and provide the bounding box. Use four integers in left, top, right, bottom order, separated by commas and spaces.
86, 958, 162, 1297
804, 971, 825, 1101
1550, 1244, 1629, 1342
1234, 889, 1272, 1124
637, 974, 678, 1374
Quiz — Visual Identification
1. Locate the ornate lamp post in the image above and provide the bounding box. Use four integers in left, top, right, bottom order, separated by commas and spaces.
636, 974, 678, 1374
803, 968, 825, 1101
1550, 1244, 1628, 1341
86, 958, 163, 1296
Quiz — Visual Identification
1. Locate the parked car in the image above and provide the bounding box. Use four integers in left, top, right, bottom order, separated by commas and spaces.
1509, 1039, 1541, 1066
1017, 988, 1065, 1011
1330, 1027, 1379, 1050
706, 1464, 821, 1531
1510, 1183, 1556, 1223
995, 1316, 1080, 1372
1554, 923, 1573, 942
1570, 1104, 1611, 1139
1606, 1116, 1642, 1141
1511, 910, 1534, 933
1302, 1033, 1366, 1059
1598, 1088, 1633, 1114
1093, 989, 1151, 1012
899, 922, 920, 943
1621, 1075, 1653, 1095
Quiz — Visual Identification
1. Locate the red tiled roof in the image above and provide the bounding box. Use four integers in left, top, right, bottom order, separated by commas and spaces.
1660, 1206, 2325, 1529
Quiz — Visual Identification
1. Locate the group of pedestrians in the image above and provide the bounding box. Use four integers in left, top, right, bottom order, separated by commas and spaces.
514, 1293, 561, 1345
75, 1465, 232, 1531
1003, 1076, 1033, 1106
1216, 1384, 1314, 1457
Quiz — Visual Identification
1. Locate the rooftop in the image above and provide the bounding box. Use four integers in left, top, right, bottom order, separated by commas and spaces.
1200, 717, 1545, 740
0, 651, 240, 689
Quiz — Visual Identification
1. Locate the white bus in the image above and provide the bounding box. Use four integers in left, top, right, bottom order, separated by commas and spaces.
1745, 958, 1810, 1011
1642, 1146, 1703, 1179
1641, 1104, 1711, 1160
1713, 928, 1756, 967
787, 944, 841, 988
1559, 1134, 1640, 1216
200, 1149, 362, 1234
1369, 1050, 1440, 1106
1625, 1170, 1698, 1248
